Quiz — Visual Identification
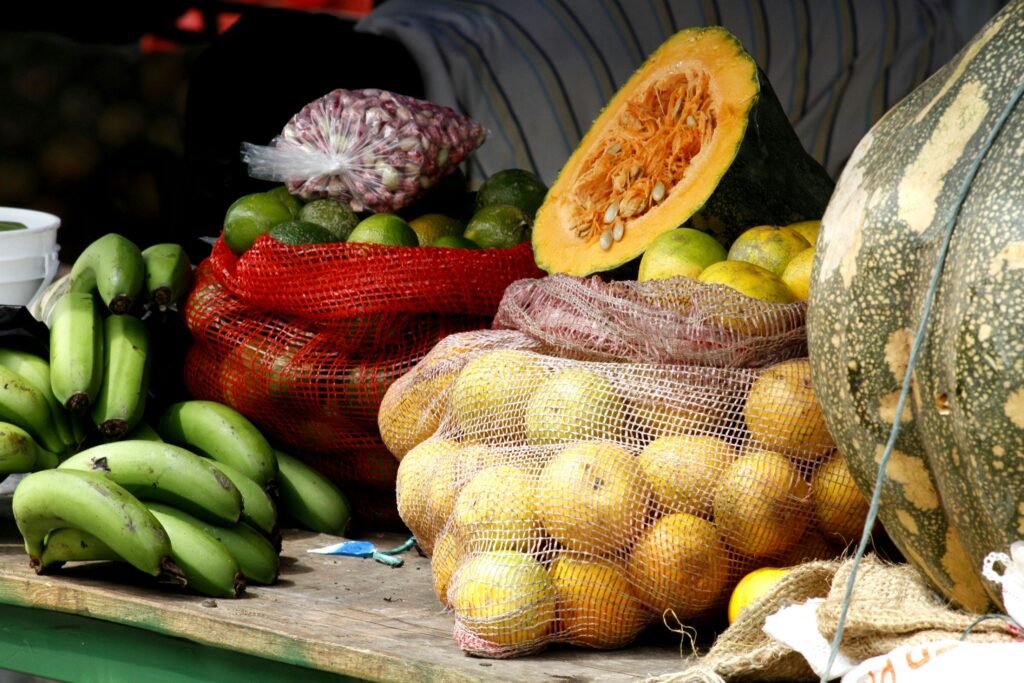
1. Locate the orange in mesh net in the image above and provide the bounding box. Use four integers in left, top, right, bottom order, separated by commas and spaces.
384, 275, 869, 656
183, 236, 542, 529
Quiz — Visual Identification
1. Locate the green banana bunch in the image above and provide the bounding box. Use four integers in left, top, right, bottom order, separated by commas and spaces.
90, 314, 151, 439
157, 400, 277, 487
124, 421, 163, 442
59, 440, 243, 526
33, 448, 59, 471
148, 504, 278, 586
38, 528, 119, 573
0, 422, 43, 473
49, 291, 104, 412
0, 364, 68, 455
141, 243, 192, 310
275, 450, 351, 535
68, 233, 145, 314
208, 460, 277, 537
13, 469, 173, 576
147, 503, 245, 598
0, 348, 75, 450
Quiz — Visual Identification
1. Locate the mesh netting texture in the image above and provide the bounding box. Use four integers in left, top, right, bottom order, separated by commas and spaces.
383, 275, 869, 656
242, 88, 487, 213
184, 236, 543, 528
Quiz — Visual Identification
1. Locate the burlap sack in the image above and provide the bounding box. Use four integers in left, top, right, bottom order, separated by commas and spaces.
648, 555, 1016, 683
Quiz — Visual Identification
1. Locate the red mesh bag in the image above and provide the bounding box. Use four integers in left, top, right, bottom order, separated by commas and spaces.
184, 236, 543, 529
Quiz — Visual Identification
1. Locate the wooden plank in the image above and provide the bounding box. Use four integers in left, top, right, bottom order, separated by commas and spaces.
0, 524, 695, 682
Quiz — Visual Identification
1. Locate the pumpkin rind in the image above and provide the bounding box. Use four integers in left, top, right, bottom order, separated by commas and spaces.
532, 27, 834, 277
808, 2, 1024, 613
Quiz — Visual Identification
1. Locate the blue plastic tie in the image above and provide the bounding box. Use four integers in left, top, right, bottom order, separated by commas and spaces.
308, 536, 417, 567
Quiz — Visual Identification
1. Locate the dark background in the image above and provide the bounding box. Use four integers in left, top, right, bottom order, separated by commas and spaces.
0, 1, 417, 263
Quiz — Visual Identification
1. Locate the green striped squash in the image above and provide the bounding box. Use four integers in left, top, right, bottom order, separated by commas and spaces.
808, 1, 1024, 614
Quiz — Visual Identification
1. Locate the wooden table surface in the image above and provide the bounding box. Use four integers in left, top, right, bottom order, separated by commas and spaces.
0, 524, 696, 682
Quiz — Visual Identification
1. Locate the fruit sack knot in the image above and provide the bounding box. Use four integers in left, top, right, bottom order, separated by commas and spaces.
241, 88, 487, 213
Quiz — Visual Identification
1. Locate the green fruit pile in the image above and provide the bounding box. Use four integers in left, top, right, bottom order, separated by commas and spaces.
11, 398, 352, 599
222, 168, 548, 254
2, 232, 356, 599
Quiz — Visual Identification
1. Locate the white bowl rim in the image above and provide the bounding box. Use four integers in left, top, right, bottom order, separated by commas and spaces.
0, 207, 61, 232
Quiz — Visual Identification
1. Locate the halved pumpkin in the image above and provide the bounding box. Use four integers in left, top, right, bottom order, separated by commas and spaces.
533, 27, 834, 277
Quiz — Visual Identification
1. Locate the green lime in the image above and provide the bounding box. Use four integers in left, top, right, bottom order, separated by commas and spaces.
299, 198, 360, 241
408, 213, 465, 246
431, 235, 480, 249
463, 204, 531, 249
223, 191, 296, 255
475, 169, 548, 219
265, 186, 304, 217
0, 221, 28, 231
268, 220, 342, 245
347, 213, 419, 247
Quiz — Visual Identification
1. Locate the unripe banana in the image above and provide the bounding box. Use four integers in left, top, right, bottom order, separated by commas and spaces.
0, 348, 74, 449
274, 450, 351, 535
0, 364, 67, 455
0, 422, 39, 473
148, 504, 245, 598
59, 440, 242, 526
33, 447, 59, 471
148, 504, 278, 586
39, 527, 118, 572
124, 421, 163, 442
49, 291, 104, 412
141, 243, 192, 310
208, 460, 278, 537
13, 469, 173, 576
90, 314, 151, 439
68, 233, 145, 314
157, 401, 276, 487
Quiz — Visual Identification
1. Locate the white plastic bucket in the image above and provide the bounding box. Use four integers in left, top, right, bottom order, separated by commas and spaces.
0, 207, 62, 308
0, 250, 60, 308
0, 207, 61, 260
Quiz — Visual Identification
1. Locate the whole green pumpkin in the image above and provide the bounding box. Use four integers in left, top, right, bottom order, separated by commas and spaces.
808, 1, 1024, 614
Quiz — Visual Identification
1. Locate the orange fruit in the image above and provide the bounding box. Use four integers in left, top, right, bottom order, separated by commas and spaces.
549, 554, 651, 648
637, 227, 726, 281
627, 513, 730, 618
726, 225, 810, 276
781, 246, 815, 301
713, 448, 811, 558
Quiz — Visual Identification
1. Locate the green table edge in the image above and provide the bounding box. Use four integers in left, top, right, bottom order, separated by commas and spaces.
0, 603, 360, 683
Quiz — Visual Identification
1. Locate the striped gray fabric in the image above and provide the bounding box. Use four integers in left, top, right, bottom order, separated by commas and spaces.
358, 0, 1005, 185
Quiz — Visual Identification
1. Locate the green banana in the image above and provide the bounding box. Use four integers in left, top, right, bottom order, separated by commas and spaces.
157, 401, 277, 487
49, 291, 104, 412
68, 233, 145, 314
147, 504, 245, 598
141, 243, 192, 310
39, 527, 119, 572
147, 504, 278, 586
90, 314, 151, 439
0, 348, 74, 449
208, 460, 278, 537
274, 450, 351, 535
13, 469, 173, 576
0, 364, 67, 455
124, 421, 163, 442
33, 447, 58, 471
59, 440, 242, 526
0, 422, 40, 473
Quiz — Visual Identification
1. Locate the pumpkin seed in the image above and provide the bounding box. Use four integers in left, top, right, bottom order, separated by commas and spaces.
604, 201, 619, 224
599, 229, 614, 250
612, 222, 624, 242
652, 181, 666, 202
607, 143, 622, 155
